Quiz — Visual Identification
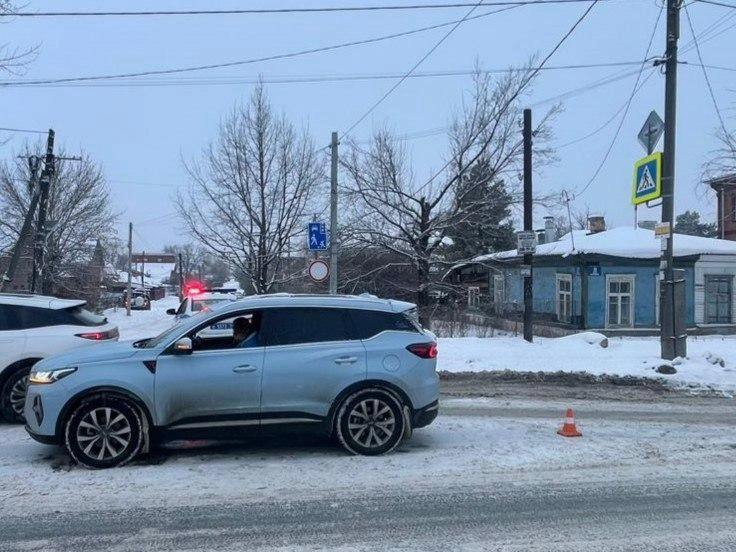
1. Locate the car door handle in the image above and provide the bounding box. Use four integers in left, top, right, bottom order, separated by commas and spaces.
334, 356, 358, 365
233, 365, 258, 373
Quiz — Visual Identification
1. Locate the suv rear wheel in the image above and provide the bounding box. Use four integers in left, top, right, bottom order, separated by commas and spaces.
335, 388, 405, 456
65, 395, 144, 469
0, 365, 31, 423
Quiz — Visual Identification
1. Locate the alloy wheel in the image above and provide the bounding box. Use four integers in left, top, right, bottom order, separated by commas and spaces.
347, 398, 396, 448
76, 407, 132, 461
9, 375, 28, 416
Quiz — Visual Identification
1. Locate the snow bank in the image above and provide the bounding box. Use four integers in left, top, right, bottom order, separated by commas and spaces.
437, 334, 736, 392
104, 295, 180, 341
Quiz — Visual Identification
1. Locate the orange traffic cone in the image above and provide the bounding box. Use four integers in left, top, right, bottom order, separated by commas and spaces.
557, 408, 582, 437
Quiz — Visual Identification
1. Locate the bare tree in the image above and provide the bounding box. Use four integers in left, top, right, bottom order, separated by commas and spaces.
0, 147, 118, 294
178, 84, 325, 294
341, 68, 558, 324
0, 1, 38, 74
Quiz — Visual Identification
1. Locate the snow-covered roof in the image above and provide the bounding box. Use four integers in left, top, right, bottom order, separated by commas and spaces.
472, 226, 736, 263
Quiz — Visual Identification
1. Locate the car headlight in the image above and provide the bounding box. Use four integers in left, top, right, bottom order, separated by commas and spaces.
29, 367, 77, 385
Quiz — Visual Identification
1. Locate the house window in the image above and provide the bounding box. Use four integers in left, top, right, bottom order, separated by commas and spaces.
556, 273, 572, 323
705, 275, 732, 324
467, 286, 480, 308
606, 275, 635, 327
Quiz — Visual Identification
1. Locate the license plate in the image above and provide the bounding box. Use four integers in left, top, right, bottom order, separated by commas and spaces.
210, 323, 232, 330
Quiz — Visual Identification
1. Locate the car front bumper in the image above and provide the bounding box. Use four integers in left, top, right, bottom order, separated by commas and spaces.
23, 382, 69, 443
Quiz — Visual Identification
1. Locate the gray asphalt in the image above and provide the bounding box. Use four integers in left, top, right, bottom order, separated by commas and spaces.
2, 476, 735, 551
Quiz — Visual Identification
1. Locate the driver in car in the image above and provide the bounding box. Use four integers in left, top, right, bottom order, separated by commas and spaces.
232, 316, 260, 348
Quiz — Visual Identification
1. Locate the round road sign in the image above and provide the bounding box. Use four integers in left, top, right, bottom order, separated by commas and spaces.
308, 259, 329, 283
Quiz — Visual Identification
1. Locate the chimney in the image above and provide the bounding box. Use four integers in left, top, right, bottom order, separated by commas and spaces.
544, 216, 557, 243
536, 230, 546, 245
588, 215, 606, 234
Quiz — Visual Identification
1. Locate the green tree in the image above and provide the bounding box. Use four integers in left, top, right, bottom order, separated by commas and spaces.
447, 156, 515, 260
674, 210, 717, 238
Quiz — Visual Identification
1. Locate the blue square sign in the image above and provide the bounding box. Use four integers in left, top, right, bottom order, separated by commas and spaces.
308, 222, 329, 251
632, 152, 662, 205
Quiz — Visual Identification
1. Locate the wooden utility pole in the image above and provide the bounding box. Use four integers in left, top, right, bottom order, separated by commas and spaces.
522, 109, 534, 343
329, 131, 339, 294
126, 223, 133, 317
30, 130, 55, 294
178, 252, 184, 301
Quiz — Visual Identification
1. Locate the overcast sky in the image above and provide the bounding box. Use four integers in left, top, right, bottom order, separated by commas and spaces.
1, 0, 734, 252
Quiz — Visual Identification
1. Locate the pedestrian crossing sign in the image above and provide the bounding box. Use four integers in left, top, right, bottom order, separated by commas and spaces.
632, 152, 662, 205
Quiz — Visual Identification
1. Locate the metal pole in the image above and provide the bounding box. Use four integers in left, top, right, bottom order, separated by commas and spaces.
126, 223, 133, 317
31, 129, 55, 294
178, 252, 184, 301
522, 109, 534, 343
660, 0, 686, 359
329, 131, 339, 294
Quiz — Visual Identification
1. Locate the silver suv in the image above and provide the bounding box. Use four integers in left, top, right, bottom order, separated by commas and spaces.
24, 294, 439, 469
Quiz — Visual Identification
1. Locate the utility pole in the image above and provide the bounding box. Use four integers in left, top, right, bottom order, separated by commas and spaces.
660, 0, 686, 359
141, 250, 145, 291
178, 252, 184, 301
329, 131, 339, 294
126, 223, 133, 317
522, 109, 534, 343
31, 129, 55, 294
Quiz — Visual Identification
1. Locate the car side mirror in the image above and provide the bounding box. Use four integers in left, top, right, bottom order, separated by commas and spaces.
166, 308, 176, 315
173, 337, 193, 355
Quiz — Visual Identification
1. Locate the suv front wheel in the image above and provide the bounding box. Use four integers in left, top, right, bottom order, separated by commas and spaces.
335, 388, 405, 456
64, 395, 144, 469
0, 365, 31, 423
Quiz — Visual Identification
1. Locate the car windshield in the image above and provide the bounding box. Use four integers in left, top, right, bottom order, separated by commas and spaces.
191, 297, 232, 312
140, 310, 210, 348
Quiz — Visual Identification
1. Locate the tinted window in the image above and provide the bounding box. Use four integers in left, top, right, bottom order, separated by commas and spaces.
263, 308, 351, 346
65, 306, 106, 327
0, 305, 66, 329
0, 305, 22, 331
348, 309, 419, 339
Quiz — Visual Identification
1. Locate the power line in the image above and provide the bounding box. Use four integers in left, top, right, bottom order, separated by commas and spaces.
0, 126, 47, 134
413, 0, 601, 196
572, 4, 663, 198
683, 2, 730, 138
0, 0, 626, 17
692, 0, 736, 8
0, 6, 546, 87
342, 1, 510, 138
0, 61, 651, 89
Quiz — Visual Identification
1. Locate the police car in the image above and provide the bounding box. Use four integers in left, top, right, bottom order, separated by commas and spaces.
166, 288, 239, 337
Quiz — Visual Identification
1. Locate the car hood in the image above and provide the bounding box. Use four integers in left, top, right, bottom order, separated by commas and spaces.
36, 340, 141, 370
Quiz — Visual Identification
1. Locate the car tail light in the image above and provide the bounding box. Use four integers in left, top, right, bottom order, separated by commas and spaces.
406, 342, 438, 359
76, 327, 119, 341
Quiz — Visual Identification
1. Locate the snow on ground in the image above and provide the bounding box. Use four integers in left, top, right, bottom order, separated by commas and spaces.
2, 404, 735, 515
104, 295, 180, 341
438, 333, 736, 393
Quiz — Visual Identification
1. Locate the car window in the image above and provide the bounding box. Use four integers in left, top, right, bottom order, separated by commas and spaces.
0, 304, 78, 330
191, 298, 230, 312
348, 309, 420, 340
262, 308, 351, 346
0, 305, 22, 331
64, 306, 106, 327
191, 311, 262, 352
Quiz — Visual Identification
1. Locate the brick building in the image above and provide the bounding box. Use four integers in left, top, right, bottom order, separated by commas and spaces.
708, 174, 736, 240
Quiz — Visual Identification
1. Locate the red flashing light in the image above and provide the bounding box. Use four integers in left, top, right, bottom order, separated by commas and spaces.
406, 342, 438, 359
184, 280, 206, 297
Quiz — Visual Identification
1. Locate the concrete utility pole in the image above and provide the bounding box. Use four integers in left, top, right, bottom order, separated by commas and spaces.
660, 0, 686, 360
329, 131, 339, 294
522, 109, 534, 343
141, 250, 146, 291
126, 223, 133, 317
31, 129, 55, 294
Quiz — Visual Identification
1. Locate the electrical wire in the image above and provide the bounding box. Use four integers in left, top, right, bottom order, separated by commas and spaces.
0, 0, 627, 17
572, 4, 663, 198
0, 126, 47, 134
342, 1, 510, 139
692, 0, 736, 8
683, 2, 730, 139
412, 0, 601, 196
0, 6, 562, 87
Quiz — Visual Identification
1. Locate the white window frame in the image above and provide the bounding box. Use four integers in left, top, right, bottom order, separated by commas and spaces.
605, 274, 635, 328
556, 273, 573, 323
467, 286, 481, 308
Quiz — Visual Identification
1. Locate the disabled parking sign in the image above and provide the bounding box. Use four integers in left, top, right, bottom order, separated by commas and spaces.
632, 152, 662, 206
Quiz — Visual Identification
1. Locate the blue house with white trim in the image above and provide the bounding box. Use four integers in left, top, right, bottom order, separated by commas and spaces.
449, 225, 736, 333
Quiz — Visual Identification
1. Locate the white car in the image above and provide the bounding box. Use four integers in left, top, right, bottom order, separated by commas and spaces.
0, 293, 119, 422
167, 289, 238, 338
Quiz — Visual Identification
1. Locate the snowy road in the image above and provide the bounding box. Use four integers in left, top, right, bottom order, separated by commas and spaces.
2, 394, 736, 550
2, 475, 735, 551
